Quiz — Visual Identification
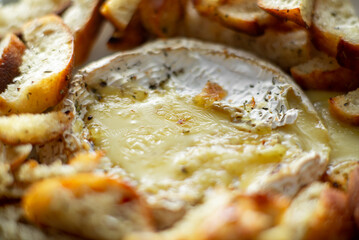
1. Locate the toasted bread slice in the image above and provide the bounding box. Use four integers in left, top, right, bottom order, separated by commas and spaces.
311, 0, 359, 71
337, 29, 359, 71
63, 0, 104, 66
311, 0, 354, 57
258, 0, 315, 28
107, 12, 148, 51
329, 88, 359, 126
181, 1, 311, 70
271, 182, 354, 240
23, 173, 154, 240
290, 53, 359, 91
0, 0, 71, 37
0, 111, 73, 145
139, 0, 184, 37
0, 34, 26, 93
100, 0, 142, 32
193, 0, 278, 35
0, 15, 74, 115
251, 28, 312, 70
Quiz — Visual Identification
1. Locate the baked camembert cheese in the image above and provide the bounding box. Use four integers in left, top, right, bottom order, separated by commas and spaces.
62, 39, 330, 224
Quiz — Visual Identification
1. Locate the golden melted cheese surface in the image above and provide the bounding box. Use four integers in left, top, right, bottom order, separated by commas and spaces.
84, 85, 319, 206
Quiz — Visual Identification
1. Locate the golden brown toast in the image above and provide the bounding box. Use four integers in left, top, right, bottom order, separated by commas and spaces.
63, 0, 104, 66
193, 0, 278, 35
311, 0, 359, 71
0, 15, 74, 115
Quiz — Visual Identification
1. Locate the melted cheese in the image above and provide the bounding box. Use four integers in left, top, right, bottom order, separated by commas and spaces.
306, 91, 359, 171
85, 85, 314, 207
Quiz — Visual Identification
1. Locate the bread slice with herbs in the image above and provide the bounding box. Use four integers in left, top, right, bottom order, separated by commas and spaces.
0, 15, 74, 115
181, 0, 312, 70
63, 0, 104, 66
290, 53, 359, 91
329, 88, 359, 126
311, 0, 359, 71
0, 111, 73, 145
258, 0, 315, 28
0, 0, 70, 37
0, 34, 26, 94
278, 182, 353, 240
193, 0, 278, 36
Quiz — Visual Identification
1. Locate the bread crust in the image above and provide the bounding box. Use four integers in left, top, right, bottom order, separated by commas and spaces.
0, 34, 26, 94
63, 0, 104, 66
258, 0, 315, 28
336, 39, 359, 72
304, 186, 354, 240
310, 23, 339, 57
260, 7, 306, 27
